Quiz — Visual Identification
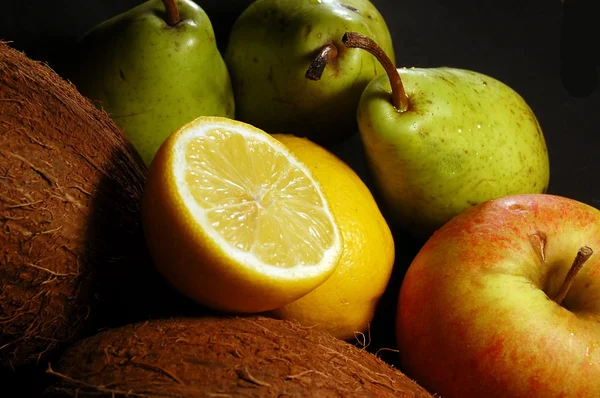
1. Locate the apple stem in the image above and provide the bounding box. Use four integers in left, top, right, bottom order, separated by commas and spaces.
553, 246, 593, 305
162, 0, 180, 26
342, 31, 409, 113
306, 44, 339, 81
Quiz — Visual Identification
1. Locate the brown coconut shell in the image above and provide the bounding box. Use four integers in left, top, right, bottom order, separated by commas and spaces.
44, 316, 433, 397
0, 41, 197, 376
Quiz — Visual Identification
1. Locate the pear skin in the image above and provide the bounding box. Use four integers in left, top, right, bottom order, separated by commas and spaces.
225, 0, 395, 146
358, 67, 550, 238
71, 0, 235, 165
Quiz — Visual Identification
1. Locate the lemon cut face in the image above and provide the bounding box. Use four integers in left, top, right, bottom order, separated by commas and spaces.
175, 121, 341, 275
142, 116, 343, 313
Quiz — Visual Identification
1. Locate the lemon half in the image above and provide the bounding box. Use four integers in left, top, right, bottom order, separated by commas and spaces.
141, 117, 343, 313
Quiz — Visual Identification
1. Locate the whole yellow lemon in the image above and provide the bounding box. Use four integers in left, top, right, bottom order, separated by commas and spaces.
269, 134, 395, 341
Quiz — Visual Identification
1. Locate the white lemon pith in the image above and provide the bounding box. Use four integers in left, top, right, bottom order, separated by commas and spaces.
142, 116, 343, 313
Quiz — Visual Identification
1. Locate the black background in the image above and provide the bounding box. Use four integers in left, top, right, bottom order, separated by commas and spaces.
1, 0, 599, 388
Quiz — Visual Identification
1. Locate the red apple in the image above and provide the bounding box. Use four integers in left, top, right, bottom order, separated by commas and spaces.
396, 193, 600, 398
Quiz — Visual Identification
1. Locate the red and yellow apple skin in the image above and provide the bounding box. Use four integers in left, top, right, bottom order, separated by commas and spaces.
396, 194, 600, 398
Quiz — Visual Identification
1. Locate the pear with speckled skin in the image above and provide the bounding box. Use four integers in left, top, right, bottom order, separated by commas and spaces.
344, 32, 550, 239
70, 0, 235, 166
224, 0, 395, 146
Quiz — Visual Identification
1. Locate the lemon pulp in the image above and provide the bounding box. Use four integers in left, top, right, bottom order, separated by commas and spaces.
177, 128, 337, 274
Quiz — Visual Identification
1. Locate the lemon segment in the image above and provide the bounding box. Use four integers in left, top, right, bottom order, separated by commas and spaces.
142, 116, 343, 313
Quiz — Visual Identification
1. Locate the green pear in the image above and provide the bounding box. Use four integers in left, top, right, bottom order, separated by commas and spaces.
343, 32, 550, 239
224, 0, 395, 146
70, 0, 235, 165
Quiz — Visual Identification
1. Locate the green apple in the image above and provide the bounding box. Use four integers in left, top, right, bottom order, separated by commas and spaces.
70, 0, 235, 165
224, 0, 395, 146
343, 32, 550, 238
396, 193, 600, 397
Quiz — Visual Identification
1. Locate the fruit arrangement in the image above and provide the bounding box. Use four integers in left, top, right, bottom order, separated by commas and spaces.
1, 0, 598, 397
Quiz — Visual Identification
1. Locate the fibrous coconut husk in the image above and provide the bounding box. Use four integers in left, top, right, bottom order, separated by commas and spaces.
0, 41, 196, 379
44, 315, 433, 397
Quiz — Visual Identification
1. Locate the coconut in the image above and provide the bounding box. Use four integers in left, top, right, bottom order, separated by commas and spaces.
0, 41, 196, 376
44, 316, 433, 397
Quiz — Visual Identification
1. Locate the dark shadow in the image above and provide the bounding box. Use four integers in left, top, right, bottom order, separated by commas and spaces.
198, 0, 256, 54
0, 367, 50, 397
359, 227, 425, 370
84, 147, 211, 334
560, 0, 599, 97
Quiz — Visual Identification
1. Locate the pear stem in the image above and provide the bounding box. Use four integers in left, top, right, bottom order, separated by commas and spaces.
342, 31, 409, 113
162, 0, 180, 26
306, 44, 339, 81
553, 246, 593, 305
